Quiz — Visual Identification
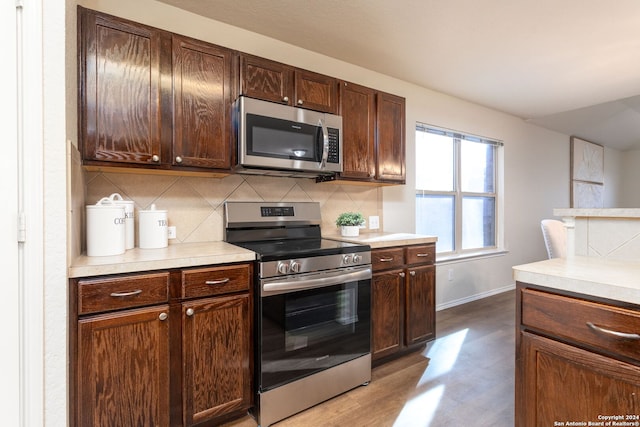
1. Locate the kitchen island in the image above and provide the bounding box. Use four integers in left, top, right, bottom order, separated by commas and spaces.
512, 257, 640, 426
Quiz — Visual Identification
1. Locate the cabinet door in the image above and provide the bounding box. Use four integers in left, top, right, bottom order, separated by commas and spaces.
405, 265, 435, 344
338, 81, 376, 180
294, 69, 338, 114
79, 7, 170, 166
518, 332, 640, 427
182, 294, 251, 426
372, 269, 404, 360
375, 91, 406, 183
172, 35, 233, 169
239, 54, 293, 105
77, 305, 170, 427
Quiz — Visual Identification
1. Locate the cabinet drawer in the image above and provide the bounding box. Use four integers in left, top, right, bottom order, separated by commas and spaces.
182, 264, 251, 298
405, 244, 435, 265
78, 272, 170, 315
372, 248, 405, 271
522, 288, 640, 363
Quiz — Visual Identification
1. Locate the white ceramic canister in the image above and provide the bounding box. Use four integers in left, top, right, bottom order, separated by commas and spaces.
86, 197, 126, 256
138, 204, 168, 249
109, 193, 135, 249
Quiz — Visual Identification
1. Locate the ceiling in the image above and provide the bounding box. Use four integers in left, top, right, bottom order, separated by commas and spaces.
157, 0, 640, 150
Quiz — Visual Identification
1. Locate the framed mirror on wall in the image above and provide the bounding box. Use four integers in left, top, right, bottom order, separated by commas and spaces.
570, 136, 604, 208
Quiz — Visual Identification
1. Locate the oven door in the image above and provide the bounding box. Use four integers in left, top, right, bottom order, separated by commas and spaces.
258, 266, 371, 391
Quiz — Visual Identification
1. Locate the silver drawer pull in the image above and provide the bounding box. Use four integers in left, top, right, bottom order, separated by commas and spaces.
205, 278, 230, 286
586, 322, 640, 340
379, 257, 394, 262
416, 253, 431, 257
110, 289, 142, 298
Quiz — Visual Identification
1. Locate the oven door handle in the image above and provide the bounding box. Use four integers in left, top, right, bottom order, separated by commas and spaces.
262, 267, 371, 296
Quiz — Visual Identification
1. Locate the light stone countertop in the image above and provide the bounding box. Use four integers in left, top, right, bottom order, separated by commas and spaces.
554, 208, 640, 218
69, 241, 256, 278
513, 256, 640, 306
323, 232, 437, 248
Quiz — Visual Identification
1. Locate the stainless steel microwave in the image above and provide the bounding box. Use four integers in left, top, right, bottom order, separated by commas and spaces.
234, 96, 343, 177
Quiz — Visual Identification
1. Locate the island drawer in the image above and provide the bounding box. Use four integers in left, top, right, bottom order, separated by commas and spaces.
405, 244, 435, 265
521, 288, 640, 363
181, 263, 251, 299
372, 247, 405, 271
77, 272, 170, 315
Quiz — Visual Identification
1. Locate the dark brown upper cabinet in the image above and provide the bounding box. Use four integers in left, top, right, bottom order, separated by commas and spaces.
78, 7, 171, 167
239, 53, 338, 114
376, 91, 406, 183
338, 81, 376, 180
172, 34, 234, 170
78, 7, 234, 173
239, 54, 293, 106
336, 81, 406, 184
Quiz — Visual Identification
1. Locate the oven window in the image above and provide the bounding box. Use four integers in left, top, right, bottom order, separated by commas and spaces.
259, 280, 371, 391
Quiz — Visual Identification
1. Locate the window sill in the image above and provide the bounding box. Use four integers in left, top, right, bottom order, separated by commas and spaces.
436, 249, 509, 265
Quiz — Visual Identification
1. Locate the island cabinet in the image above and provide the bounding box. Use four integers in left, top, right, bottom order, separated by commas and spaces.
239, 53, 338, 114
78, 7, 234, 173
336, 81, 406, 184
69, 262, 253, 427
371, 243, 435, 363
515, 283, 640, 427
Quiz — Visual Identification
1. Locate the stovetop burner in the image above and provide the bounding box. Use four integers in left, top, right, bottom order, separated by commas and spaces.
224, 201, 371, 271
231, 237, 369, 262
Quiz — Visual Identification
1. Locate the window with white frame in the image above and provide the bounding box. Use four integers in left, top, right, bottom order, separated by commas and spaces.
415, 124, 502, 256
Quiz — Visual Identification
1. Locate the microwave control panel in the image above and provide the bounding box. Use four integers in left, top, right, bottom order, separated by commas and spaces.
327, 128, 340, 164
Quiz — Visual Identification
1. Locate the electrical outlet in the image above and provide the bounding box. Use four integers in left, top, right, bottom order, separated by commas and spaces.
448, 269, 454, 281
168, 226, 177, 239
369, 216, 380, 230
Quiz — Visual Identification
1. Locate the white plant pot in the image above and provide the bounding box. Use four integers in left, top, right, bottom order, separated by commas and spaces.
340, 225, 360, 237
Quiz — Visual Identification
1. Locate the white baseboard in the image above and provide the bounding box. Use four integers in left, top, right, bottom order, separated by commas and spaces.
436, 283, 516, 311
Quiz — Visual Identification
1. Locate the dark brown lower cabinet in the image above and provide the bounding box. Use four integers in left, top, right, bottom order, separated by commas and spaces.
77, 305, 171, 427
70, 263, 252, 427
371, 243, 436, 363
182, 294, 251, 426
516, 283, 640, 426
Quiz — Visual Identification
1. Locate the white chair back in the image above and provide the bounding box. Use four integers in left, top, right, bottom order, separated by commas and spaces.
540, 219, 567, 259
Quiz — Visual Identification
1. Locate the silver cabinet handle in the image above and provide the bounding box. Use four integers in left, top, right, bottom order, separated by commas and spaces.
283, 96, 289, 102
586, 322, 640, 340
410, 271, 416, 277
151, 154, 160, 162
186, 308, 195, 317
205, 278, 230, 285
110, 289, 142, 298
379, 257, 394, 262
399, 272, 405, 278
175, 156, 183, 163
158, 312, 168, 321
297, 99, 303, 105
416, 253, 431, 257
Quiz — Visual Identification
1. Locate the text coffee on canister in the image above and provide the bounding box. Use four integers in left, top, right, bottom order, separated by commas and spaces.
86, 197, 126, 256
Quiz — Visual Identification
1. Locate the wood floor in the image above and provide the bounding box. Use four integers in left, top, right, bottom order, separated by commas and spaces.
224, 289, 516, 427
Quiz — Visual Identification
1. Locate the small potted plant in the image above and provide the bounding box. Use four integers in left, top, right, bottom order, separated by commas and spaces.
335, 212, 365, 237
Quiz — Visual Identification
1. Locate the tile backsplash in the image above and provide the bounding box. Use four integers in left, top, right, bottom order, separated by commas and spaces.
83, 171, 382, 250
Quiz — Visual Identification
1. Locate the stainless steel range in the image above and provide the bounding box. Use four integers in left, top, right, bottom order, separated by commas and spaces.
224, 202, 372, 427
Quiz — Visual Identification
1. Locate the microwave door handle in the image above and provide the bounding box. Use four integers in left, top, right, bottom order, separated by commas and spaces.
319, 118, 329, 169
